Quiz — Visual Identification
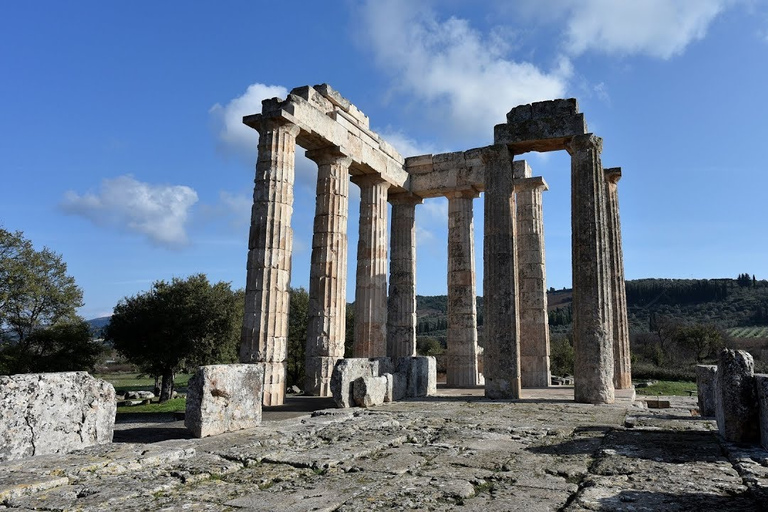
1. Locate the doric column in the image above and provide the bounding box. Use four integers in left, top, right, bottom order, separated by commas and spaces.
352, 175, 390, 357
516, 176, 551, 388
567, 134, 615, 404
482, 145, 521, 399
446, 189, 480, 387
605, 168, 632, 389
387, 193, 421, 359
304, 148, 352, 396
240, 119, 301, 406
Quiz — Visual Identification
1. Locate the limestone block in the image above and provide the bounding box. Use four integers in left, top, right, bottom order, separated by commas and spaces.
353, 376, 388, 408
398, 357, 437, 398
755, 375, 768, 451
696, 365, 718, 417
715, 349, 759, 443
0, 372, 116, 462
185, 364, 264, 438
331, 358, 376, 408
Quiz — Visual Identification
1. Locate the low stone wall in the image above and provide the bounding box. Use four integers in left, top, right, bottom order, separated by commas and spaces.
185, 364, 264, 438
0, 372, 116, 462
331, 356, 436, 408
695, 365, 718, 418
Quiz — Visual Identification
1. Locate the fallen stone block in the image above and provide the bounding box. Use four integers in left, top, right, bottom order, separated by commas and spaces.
331, 358, 393, 408
398, 356, 437, 398
353, 376, 388, 408
0, 372, 116, 462
696, 365, 718, 417
755, 374, 768, 451
715, 349, 759, 443
185, 364, 264, 438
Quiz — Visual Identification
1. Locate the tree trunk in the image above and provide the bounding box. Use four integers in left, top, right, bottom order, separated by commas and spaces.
159, 368, 175, 402
153, 375, 161, 397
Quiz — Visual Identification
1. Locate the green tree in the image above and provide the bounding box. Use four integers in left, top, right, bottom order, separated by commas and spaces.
105, 274, 240, 401
550, 334, 574, 376
416, 337, 444, 356
673, 323, 725, 363
0, 228, 83, 343
285, 287, 309, 388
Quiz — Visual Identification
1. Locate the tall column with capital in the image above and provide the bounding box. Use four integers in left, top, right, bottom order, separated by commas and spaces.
567, 134, 615, 404
304, 148, 351, 396
240, 119, 301, 406
605, 168, 632, 389
516, 177, 551, 388
353, 176, 390, 357
483, 145, 522, 399
387, 194, 421, 359
446, 190, 480, 387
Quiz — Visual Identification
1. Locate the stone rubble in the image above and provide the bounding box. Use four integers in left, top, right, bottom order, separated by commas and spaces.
1, 395, 765, 510
0, 372, 116, 462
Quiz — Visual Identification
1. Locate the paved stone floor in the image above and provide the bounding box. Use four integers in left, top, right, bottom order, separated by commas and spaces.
2, 389, 768, 511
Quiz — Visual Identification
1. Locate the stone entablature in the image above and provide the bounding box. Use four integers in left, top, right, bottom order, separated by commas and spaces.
241, 85, 631, 406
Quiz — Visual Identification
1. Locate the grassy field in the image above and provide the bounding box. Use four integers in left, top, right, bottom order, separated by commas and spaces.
95, 373, 192, 393
635, 380, 697, 396
728, 326, 768, 338
116, 397, 186, 413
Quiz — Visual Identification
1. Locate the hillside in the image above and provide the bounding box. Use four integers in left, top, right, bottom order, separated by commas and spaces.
415, 277, 768, 342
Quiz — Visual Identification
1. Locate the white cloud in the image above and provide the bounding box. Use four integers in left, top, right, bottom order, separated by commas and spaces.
562, 0, 733, 59
209, 83, 289, 155
61, 175, 198, 248
359, 0, 570, 138
377, 129, 438, 159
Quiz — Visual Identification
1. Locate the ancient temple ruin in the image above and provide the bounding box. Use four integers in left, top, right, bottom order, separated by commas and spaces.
239, 84, 631, 406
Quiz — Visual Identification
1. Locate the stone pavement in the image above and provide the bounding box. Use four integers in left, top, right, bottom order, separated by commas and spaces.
2, 390, 768, 511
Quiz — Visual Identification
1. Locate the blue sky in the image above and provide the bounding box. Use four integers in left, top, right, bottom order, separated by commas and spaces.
2, 1, 767, 320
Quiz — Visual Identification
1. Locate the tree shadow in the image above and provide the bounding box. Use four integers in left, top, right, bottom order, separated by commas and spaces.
594, 489, 763, 511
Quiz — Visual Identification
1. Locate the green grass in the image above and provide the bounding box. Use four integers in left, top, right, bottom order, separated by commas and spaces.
728, 326, 768, 338
95, 373, 192, 393
117, 397, 186, 414
635, 380, 697, 396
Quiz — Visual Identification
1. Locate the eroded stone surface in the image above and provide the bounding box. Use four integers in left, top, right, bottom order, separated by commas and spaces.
0, 372, 116, 462
715, 349, 759, 443
0, 395, 760, 511
696, 364, 718, 417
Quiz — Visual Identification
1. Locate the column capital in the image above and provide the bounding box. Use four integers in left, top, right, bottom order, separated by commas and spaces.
245, 113, 301, 137
388, 192, 423, 206
565, 133, 602, 155
351, 173, 391, 188
447, 187, 480, 200
604, 167, 622, 184
514, 176, 549, 192
305, 146, 352, 167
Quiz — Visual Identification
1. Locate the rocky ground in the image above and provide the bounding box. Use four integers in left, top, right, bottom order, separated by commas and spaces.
2, 392, 768, 511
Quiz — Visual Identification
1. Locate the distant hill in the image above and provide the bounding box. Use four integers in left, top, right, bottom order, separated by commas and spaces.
86, 316, 111, 336
415, 277, 768, 340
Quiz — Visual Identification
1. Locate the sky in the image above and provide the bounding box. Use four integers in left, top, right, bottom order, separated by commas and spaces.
2, 0, 768, 320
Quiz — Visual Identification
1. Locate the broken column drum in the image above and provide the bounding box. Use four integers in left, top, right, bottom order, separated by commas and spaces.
241, 85, 630, 405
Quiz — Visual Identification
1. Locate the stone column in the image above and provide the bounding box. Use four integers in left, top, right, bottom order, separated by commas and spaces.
567, 134, 615, 404
516, 177, 551, 388
240, 119, 301, 407
352, 175, 390, 357
446, 190, 480, 387
604, 168, 632, 389
387, 194, 421, 359
304, 148, 352, 396
482, 145, 521, 399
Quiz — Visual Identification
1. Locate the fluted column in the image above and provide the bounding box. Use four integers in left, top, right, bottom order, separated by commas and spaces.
446, 190, 480, 387
304, 148, 351, 396
483, 145, 521, 399
516, 177, 551, 388
567, 134, 615, 404
240, 119, 301, 406
352, 175, 390, 357
387, 193, 421, 359
605, 168, 632, 389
